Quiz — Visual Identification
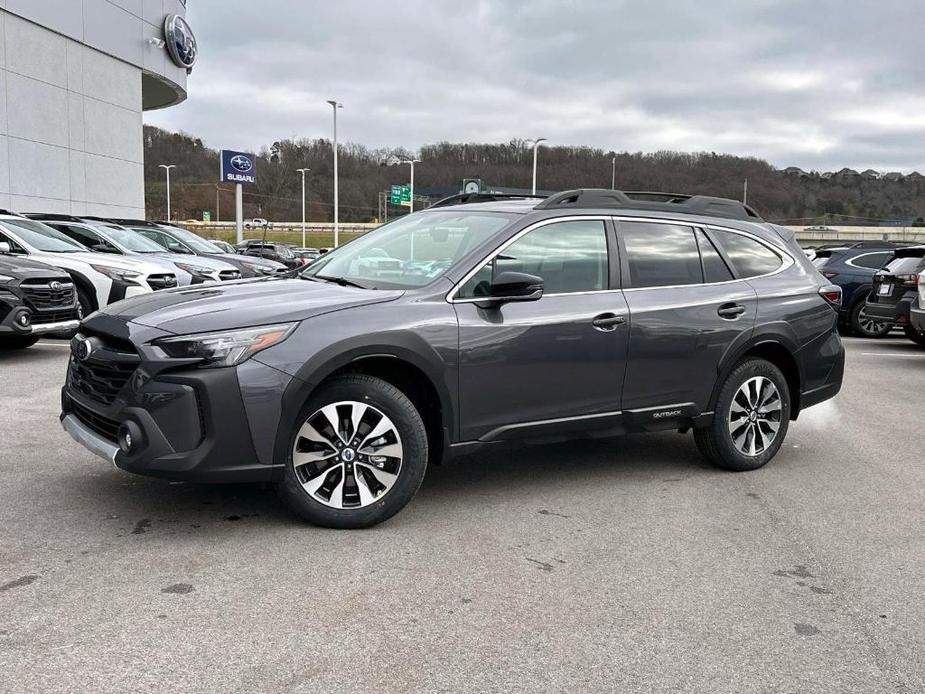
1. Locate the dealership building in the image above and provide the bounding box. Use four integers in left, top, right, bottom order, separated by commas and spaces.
0, 1, 194, 217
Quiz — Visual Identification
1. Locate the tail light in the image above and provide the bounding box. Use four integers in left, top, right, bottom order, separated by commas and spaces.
897, 273, 919, 288
820, 270, 839, 280
819, 284, 842, 310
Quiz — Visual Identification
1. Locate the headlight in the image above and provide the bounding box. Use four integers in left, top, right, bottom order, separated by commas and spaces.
174, 262, 219, 281
90, 265, 143, 284
0, 274, 14, 283
152, 323, 297, 368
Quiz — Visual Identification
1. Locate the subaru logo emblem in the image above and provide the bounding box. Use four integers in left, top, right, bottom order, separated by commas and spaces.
50, 281, 61, 291
230, 155, 252, 173
163, 14, 198, 71
74, 337, 93, 362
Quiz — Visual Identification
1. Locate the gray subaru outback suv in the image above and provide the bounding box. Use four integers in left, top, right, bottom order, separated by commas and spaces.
60, 190, 844, 528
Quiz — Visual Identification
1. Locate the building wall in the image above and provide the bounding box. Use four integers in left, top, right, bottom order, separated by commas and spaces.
0, 0, 189, 217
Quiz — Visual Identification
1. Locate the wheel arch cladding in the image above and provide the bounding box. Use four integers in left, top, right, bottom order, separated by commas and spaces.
275, 347, 453, 467
67, 270, 99, 312
711, 337, 802, 419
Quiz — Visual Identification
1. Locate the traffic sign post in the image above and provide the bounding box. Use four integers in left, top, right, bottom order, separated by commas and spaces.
390, 184, 411, 206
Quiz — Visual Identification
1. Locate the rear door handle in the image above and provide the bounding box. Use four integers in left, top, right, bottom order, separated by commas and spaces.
592, 313, 626, 331
717, 303, 747, 319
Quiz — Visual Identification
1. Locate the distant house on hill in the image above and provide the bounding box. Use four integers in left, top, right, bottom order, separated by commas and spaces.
883, 172, 904, 182
781, 166, 808, 177
860, 169, 880, 179
834, 167, 861, 179
906, 171, 924, 181
820, 171, 834, 180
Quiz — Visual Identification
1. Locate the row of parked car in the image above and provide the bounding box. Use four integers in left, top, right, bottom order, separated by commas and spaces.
809, 240, 925, 345
0, 212, 297, 349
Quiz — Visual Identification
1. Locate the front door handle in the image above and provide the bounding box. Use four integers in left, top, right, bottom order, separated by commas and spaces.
592, 313, 626, 331
717, 303, 747, 319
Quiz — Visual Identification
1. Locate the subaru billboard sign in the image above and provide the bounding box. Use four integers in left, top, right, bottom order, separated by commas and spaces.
220, 150, 257, 185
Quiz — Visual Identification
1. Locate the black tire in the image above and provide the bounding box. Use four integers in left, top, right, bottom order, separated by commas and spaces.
904, 325, 925, 346
277, 374, 428, 529
849, 299, 891, 338
76, 287, 94, 319
0, 335, 39, 350
694, 358, 791, 472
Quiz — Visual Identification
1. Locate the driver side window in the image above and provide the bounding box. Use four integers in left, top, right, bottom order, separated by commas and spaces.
458, 220, 609, 298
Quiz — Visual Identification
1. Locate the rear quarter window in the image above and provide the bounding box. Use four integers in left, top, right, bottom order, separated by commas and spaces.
710, 229, 783, 278
883, 254, 925, 274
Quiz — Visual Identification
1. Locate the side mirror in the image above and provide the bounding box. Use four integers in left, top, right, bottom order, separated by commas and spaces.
0, 242, 10, 253
167, 241, 185, 253
91, 244, 118, 254
479, 271, 544, 306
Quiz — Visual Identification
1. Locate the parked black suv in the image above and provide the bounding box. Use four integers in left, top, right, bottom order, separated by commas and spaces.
242, 242, 303, 269
865, 246, 925, 345
812, 242, 901, 337
0, 254, 80, 348
60, 190, 844, 528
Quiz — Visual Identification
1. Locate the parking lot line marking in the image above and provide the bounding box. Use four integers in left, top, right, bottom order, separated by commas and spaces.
859, 352, 925, 357
38, 342, 72, 348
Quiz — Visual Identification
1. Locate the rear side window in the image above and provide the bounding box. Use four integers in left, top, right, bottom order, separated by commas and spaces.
696, 229, 734, 283
710, 230, 783, 278
848, 252, 892, 270
621, 222, 702, 288
883, 254, 925, 274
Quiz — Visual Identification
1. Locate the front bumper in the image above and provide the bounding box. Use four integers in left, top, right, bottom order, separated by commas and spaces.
0, 289, 79, 336
60, 343, 288, 482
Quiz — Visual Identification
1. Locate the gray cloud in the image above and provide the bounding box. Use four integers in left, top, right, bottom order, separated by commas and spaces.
146, 0, 925, 172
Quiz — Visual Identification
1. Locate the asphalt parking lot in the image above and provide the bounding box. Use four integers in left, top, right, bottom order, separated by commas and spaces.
1, 336, 923, 693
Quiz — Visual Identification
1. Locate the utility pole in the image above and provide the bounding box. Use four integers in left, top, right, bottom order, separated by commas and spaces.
327, 99, 343, 247
611, 154, 617, 190
743, 178, 748, 204
159, 164, 175, 220
527, 138, 546, 195
296, 168, 310, 247
215, 185, 220, 222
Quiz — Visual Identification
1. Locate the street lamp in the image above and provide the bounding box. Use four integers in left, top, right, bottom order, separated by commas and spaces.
158, 164, 176, 220
527, 138, 546, 195
296, 168, 310, 247
326, 99, 343, 247
609, 152, 617, 190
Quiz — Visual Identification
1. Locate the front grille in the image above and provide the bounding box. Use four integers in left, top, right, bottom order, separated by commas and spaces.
69, 359, 137, 405
70, 399, 120, 442
219, 270, 242, 281
31, 308, 78, 325
147, 273, 178, 291
20, 280, 75, 309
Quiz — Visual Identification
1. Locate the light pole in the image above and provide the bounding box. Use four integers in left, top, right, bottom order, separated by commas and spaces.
527, 138, 546, 194
326, 99, 343, 247
611, 153, 617, 190
400, 159, 421, 258
159, 164, 175, 220
296, 168, 310, 247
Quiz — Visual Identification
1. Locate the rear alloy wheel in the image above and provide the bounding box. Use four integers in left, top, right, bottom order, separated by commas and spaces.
277, 375, 427, 528
694, 358, 791, 471
850, 300, 890, 338
904, 325, 925, 346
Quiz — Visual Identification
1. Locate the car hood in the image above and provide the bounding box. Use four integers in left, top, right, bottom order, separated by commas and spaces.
0, 254, 71, 279
146, 252, 240, 272
101, 277, 403, 334
215, 253, 286, 270
63, 252, 166, 273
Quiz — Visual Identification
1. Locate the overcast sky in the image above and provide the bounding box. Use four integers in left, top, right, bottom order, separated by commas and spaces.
146, 0, 925, 172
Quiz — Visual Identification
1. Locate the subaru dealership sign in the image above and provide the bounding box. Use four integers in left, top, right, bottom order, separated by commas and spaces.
220, 150, 257, 185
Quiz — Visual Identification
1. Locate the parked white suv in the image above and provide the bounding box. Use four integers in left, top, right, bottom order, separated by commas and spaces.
0, 214, 178, 316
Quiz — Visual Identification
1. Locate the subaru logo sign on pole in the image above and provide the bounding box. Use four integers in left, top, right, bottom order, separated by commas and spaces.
220, 150, 257, 243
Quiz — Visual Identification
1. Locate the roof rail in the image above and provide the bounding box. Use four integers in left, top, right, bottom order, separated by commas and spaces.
430, 192, 548, 209
23, 213, 83, 222
534, 188, 763, 221
0, 209, 23, 216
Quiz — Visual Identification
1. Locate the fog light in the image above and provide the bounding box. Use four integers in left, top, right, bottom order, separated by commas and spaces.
15, 310, 30, 327
118, 422, 142, 454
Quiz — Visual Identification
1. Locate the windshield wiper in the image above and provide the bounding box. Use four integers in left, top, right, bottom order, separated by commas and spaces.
313, 274, 369, 289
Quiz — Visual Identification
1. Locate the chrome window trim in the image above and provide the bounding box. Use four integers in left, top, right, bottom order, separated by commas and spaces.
446, 215, 612, 303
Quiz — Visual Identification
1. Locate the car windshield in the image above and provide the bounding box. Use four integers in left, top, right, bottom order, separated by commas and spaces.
1, 218, 86, 252
301, 211, 517, 289
95, 224, 167, 253
159, 225, 224, 254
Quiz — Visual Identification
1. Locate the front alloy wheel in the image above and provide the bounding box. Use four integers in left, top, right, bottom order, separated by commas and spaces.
277, 374, 428, 528
293, 401, 403, 509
